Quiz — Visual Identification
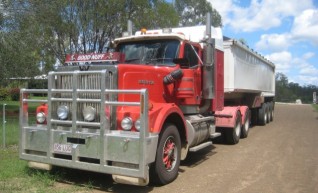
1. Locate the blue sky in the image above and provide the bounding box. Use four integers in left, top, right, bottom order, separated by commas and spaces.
210, 0, 318, 86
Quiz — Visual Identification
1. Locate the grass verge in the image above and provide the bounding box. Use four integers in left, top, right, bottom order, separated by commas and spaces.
0, 146, 87, 193
0, 100, 94, 192
313, 104, 318, 112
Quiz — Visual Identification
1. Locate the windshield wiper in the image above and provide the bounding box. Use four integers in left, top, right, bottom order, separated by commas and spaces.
125, 58, 141, 63
145, 58, 173, 64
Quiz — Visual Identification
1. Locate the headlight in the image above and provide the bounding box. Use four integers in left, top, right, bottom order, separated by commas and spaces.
135, 119, 141, 131
83, 106, 96, 122
121, 117, 133, 131
36, 112, 46, 124
57, 105, 69, 120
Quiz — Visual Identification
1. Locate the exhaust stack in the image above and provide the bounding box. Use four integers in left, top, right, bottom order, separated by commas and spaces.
202, 12, 215, 99
128, 20, 133, 36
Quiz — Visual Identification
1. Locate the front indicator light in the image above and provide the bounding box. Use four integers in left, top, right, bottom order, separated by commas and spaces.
121, 117, 133, 131
83, 106, 96, 122
36, 112, 46, 124
135, 119, 141, 131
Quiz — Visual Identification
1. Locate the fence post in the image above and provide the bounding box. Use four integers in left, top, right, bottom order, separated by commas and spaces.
2, 104, 6, 148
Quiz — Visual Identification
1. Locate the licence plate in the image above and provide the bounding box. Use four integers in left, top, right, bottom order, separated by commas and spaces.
53, 143, 72, 154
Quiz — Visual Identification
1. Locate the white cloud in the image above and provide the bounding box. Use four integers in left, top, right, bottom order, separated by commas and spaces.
296, 53, 318, 75
210, 0, 236, 26
265, 51, 292, 72
210, 0, 314, 32
255, 33, 292, 51
302, 52, 315, 59
299, 65, 318, 75
266, 51, 318, 76
254, 9, 318, 51
291, 9, 318, 45
211, 0, 318, 86
298, 75, 318, 85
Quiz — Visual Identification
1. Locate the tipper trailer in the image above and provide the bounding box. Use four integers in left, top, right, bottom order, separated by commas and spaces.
20, 13, 275, 186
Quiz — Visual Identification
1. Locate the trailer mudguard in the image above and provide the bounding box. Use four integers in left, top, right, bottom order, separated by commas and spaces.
239, 106, 249, 125
215, 106, 241, 128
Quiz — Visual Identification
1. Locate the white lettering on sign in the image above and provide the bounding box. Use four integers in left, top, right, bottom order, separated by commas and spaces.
77, 55, 91, 61
91, 54, 105, 60
76, 54, 105, 61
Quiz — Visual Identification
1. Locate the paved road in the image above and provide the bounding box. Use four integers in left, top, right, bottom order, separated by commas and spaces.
59, 104, 318, 193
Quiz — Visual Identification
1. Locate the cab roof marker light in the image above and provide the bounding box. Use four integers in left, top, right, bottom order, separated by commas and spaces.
141, 28, 147, 35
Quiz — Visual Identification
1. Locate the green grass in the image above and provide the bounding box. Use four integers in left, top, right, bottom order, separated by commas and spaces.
0, 99, 95, 192
0, 147, 85, 193
313, 104, 318, 112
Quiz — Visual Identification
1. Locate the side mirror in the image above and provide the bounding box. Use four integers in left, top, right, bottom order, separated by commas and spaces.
173, 58, 189, 68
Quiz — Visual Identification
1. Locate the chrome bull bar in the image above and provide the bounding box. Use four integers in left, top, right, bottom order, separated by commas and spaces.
19, 70, 158, 182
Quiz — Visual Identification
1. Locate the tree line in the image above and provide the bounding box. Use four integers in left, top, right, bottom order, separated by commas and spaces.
276, 73, 317, 104
2, 1, 315, 103
0, 0, 221, 87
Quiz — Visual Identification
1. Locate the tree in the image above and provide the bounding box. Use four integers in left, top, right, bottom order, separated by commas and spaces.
0, 0, 223, 87
0, 0, 41, 86
275, 73, 292, 102
174, 0, 222, 27
238, 38, 248, 45
275, 72, 318, 103
23, 0, 179, 63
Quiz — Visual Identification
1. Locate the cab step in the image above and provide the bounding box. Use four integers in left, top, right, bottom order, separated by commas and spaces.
189, 141, 212, 152
210, 132, 221, 139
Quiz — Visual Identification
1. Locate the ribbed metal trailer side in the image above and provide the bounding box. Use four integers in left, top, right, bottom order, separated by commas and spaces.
223, 39, 275, 96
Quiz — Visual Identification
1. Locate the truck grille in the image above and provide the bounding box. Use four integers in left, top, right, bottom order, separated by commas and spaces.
50, 70, 114, 124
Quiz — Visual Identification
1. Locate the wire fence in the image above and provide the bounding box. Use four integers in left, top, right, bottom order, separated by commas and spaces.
1, 104, 20, 148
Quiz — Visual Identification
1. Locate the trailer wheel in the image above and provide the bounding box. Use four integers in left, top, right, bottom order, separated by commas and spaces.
269, 102, 274, 122
241, 110, 250, 138
258, 104, 267, 125
225, 111, 241, 144
266, 103, 271, 123
151, 123, 181, 185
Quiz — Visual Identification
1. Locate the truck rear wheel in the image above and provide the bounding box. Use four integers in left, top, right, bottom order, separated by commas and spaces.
151, 123, 181, 185
241, 110, 250, 138
258, 103, 267, 125
266, 103, 271, 123
269, 102, 274, 122
225, 111, 241, 144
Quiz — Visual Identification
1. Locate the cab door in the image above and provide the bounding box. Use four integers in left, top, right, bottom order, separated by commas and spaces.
175, 43, 202, 107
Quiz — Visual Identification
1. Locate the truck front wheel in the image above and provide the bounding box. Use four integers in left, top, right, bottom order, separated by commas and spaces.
151, 123, 181, 185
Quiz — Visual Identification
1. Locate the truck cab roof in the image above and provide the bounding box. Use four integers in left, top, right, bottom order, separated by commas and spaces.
114, 26, 224, 51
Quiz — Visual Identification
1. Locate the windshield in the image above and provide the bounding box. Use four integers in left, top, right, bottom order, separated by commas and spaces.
117, 39, 180, 66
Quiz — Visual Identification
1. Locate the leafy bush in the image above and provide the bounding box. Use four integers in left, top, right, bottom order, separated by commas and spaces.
27, 79, 48, 89
10, 88, 20, 101
0, 88, 10, 100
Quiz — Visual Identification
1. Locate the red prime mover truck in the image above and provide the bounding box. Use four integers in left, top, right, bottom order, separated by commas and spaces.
19, 13, 275, 186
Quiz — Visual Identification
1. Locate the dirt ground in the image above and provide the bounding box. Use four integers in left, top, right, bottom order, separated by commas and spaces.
55, 103, 318, 193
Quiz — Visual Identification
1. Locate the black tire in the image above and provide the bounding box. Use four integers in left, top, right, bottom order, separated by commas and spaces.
269, 102, 274, 122
251, 108, 258, 126
241, 110, 250, 138
225, 111, 241, 144
258, 103, 267, 125
150, 123, 181, 185
266, 103, 271, 123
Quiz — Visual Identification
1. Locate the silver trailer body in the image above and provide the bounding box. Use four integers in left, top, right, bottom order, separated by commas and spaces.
223, 39, 275, 97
